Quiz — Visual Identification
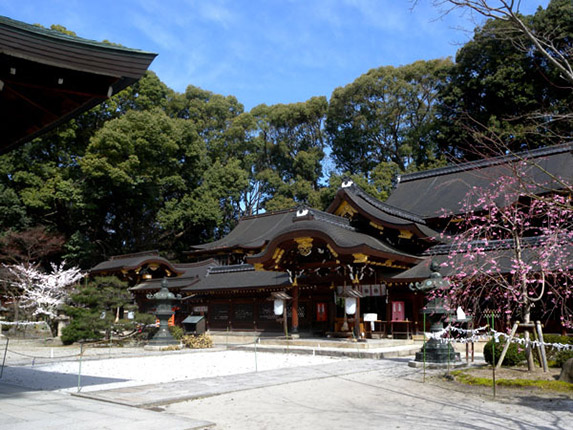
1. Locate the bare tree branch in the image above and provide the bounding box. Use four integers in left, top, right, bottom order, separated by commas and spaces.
434, 0, 573, 85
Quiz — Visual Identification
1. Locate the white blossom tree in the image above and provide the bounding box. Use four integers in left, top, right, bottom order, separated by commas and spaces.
5, 262, 84, 321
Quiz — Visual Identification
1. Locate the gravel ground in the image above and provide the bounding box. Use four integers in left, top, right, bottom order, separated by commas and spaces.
0, 341, 347, 393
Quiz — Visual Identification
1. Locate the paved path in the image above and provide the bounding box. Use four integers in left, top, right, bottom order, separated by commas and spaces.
0, 383, 213, 430
163, 359, 573, 430
75, 358, 412, 407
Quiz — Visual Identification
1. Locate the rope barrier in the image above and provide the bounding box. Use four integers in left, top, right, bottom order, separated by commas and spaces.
426, 324, 573, 350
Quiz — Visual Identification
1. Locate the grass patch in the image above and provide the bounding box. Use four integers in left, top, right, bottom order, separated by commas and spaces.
450, 370, 573, 393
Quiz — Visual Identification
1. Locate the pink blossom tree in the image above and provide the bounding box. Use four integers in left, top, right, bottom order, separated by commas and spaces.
437, 166, 572, 368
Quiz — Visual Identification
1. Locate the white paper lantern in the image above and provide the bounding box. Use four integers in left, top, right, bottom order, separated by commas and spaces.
274, 299, 284, 316
345, 297, 356, 315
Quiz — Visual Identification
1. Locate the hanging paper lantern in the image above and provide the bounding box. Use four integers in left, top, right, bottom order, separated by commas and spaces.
274, 299, 284, 316
345, 297, 356, 315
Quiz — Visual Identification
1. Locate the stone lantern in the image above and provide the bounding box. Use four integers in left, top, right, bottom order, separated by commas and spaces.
146, 278, 181, 346
409, 261, 460, 366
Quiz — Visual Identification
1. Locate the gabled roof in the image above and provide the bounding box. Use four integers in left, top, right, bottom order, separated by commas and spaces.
327, 181, 440, 241
182, 264, 290, 292
385, 144, 573, 220
0, 16, 157, 153
89, 250, 182, 276
187, 208, 297, 253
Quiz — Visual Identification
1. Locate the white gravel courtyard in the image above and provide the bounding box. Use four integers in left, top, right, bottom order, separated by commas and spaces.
1, 349, 348, 393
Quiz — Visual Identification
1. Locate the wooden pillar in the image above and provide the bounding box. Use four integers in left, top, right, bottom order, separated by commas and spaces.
291, 280, 299, 333
354, 293, 361, 337
352, 276, 361, 338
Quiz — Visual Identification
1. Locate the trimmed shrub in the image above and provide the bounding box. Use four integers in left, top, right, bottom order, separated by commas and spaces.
61, 320, 103, 345
169, 325, 184, 341
555, 350, 573, 368
543, 334, 573, 367
484, 337, 526, 366
182, 334, 213, 349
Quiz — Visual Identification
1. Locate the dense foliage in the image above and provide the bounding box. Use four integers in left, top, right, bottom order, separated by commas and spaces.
60, 276, 145, 345
0, 1, 570, 274
483, 337, 526, 367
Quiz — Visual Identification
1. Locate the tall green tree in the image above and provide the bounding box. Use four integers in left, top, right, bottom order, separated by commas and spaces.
327, 59, 451, 175
436, 1, 573, 158
79, 109, 216, 256
167, 85, 244, 154
250, 96, 328, 210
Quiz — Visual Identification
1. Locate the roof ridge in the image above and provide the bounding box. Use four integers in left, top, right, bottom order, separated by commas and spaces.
238, 207, 297, 222
0, 15, 155, 55
110, 250, 160, 260
297, 207, 355, 230
399, 143, 573, 184
349, 184, 426, 224
174, 258, 218, 268
423, 234, 571, 256
208, 264, 255, 274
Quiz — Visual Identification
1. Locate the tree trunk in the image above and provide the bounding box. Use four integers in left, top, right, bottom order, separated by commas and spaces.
523, 303, 535, 371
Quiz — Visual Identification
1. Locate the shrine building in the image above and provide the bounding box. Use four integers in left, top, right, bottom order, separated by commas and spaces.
91, 144, 573, 337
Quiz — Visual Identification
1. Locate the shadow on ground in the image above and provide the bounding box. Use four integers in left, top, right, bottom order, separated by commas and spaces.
0, 366, 127, 391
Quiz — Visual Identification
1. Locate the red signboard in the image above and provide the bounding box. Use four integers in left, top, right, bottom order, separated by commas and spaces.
316, 302, 328, 322
391, 301, 405, 321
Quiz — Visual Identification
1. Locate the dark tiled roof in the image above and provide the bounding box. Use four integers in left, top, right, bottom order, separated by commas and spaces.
0, 16, 156, 77
183, 264, 290, 292
385, 144, 573, 219
393, 236, 573, 281
0, 15, 157, 153
331, 183, 426, 224
129, 259, 218, 291
89, 250, 182, 275
327, 183, 441, 240
188, 208, 297, 252
248, 208, 421, 263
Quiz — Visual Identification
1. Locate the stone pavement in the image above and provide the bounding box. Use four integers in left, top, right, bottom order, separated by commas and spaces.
0, 383, 213, 430
74, 358, 415, 407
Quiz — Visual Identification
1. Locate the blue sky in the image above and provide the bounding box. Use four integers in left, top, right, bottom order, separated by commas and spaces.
1, 0, 549, 111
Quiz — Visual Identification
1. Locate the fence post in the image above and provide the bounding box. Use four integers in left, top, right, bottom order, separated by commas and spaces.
254, 338, 258, 372
491, 314, 496, 399
496, 322, 519, 370
0, 338, 9, 379
77, 343, 84, 392
535, 321, 549, 372
422, 312, 426, 383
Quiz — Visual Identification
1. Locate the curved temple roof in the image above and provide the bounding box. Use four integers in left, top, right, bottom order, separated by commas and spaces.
0, 15, 157, 153
327, 181, 440, 241
90, 250, 183, 277
187, 208, 297, 254
129, 259, 218, 291
247, 207, 422, 268
182, 264, 290, 292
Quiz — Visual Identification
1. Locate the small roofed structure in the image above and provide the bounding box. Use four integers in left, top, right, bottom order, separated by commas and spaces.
90, 250, 184, 284
181, 264, 291, 331
0, 15, 157, 153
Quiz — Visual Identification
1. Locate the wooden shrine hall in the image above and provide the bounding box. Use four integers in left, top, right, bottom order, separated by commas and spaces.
91, 144, 573, 338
